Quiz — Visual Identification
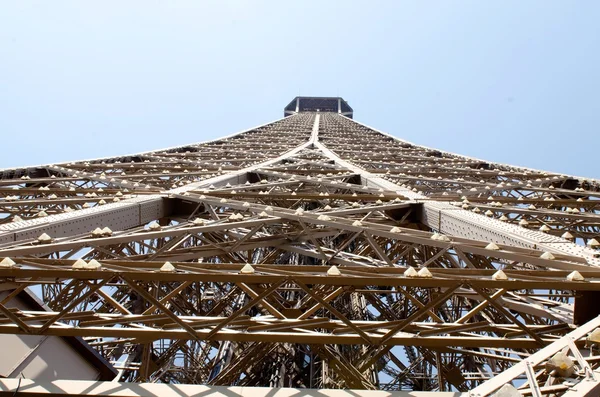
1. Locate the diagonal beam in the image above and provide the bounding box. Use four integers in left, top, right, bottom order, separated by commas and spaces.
471, 285, 545, 346
295, 280, 373, 344
379, 285, 461, 345
121, 276, 200, 340
205, 279, 287, 339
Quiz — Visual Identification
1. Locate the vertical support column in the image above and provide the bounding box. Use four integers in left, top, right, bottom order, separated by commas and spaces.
338, 98, 342, 114
295, 98, 300, 113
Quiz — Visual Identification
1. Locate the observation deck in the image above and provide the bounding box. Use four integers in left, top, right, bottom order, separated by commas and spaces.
284, 96, 353, 118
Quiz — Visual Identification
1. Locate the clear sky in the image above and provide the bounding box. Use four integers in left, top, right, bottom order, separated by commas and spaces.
1, 1, 599, 178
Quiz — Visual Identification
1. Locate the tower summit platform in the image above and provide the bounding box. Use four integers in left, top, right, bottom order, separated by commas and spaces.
284, 96, 353, 118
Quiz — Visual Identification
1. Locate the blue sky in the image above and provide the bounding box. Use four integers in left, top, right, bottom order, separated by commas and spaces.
1, 1, 599, 177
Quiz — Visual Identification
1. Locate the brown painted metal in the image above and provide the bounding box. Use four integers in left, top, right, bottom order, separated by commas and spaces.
0, 102, 600, 394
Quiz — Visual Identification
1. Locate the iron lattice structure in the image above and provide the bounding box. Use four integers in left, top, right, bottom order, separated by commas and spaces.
1, 97, 600, 396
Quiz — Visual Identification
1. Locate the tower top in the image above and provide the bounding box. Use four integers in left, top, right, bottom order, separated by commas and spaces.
284, 96, 353, 118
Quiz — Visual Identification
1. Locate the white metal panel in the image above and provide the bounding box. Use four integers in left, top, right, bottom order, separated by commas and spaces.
12, 336, 99, 381
0, 292, 105, 381
0, 334, 46, 377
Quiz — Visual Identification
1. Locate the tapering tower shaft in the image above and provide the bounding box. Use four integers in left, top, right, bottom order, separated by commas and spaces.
0, 97, 599, 396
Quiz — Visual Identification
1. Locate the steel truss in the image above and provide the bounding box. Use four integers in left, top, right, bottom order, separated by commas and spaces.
1, 102, 600, 396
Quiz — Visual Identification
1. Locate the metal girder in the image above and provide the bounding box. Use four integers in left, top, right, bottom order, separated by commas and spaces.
0, 195, 164, 245
0, 322, 549, 349
1, 258, 600, 287
0, 379, 460, 397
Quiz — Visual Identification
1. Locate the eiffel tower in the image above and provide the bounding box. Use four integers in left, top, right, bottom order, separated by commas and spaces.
1, 96, 600, 397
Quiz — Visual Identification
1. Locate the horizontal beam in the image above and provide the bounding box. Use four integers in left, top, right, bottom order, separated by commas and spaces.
2, 262, 600, 290
0, 323, 547, 348
0, 196, 164, 245
0, 379, 460, 397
